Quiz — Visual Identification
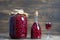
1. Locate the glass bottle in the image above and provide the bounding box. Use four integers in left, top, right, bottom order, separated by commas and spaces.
31, 10, 41, 39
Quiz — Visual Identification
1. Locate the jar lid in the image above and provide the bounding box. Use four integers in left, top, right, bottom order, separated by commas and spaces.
9, 11, 17, 15
14, 9, 24, 14
24, 12, 28, 17
18, 9, 24, 14
9, 9, 28, 17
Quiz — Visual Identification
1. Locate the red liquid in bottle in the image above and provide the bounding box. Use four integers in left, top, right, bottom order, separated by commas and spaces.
45, 22, 51, 30
9, 14, 27, 39
31, 22, 41, 39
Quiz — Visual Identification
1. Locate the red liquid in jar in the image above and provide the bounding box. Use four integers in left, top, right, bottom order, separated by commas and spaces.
31, 22, 41, 39
9, 14, 16, 39
9, 14, 27, 39
45, 23, 51, 30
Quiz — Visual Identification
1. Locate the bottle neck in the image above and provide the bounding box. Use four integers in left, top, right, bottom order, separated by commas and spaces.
34, 16, 38, 24
34, 16, 40, 30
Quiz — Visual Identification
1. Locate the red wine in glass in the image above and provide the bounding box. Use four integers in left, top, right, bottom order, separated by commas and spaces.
45, 22, 51, 30
9, 13, 27, 39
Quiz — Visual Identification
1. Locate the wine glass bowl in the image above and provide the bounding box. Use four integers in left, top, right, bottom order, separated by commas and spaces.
45, 22, 52, 30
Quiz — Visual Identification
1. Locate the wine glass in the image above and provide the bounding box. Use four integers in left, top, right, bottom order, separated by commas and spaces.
45, 22, 52, 40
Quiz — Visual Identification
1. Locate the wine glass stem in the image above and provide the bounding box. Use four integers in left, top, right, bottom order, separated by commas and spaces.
48, 30, 50, 37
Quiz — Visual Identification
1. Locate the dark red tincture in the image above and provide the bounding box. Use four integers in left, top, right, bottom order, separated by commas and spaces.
9, 14, 15, 39
31, 22, 41, 39
9, 14, 27, 39
45, 23, 51, 30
